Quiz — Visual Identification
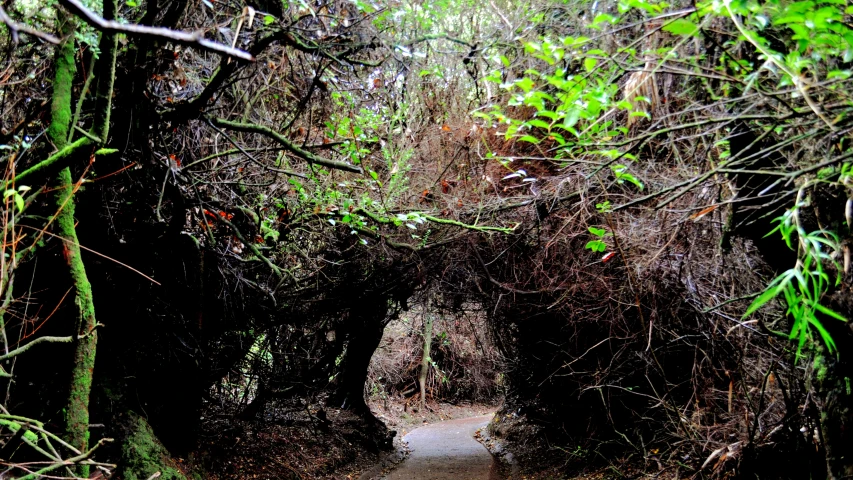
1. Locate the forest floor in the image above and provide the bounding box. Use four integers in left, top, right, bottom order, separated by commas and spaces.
480, 412, 654, 480
190, 399, 385, 479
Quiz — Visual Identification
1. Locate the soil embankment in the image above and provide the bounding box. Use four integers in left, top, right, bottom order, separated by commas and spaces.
384, 414, 500, 479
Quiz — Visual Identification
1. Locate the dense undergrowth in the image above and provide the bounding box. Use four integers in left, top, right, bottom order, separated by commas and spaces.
1, 0, 853, 478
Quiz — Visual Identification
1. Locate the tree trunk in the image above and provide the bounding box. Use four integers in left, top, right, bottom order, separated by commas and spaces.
47, 2, 118, 475
813, 344, 853, 479
47, 12, 92, 478
418, 314, 434, 411
337, 320, 385, 414
335, 300, 390, 415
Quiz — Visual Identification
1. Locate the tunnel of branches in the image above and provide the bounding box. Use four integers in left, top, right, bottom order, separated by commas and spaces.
2, 0, 853, 478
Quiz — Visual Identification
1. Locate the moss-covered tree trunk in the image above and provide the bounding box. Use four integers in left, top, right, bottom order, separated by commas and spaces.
48, 12, 93, 478
811, 326, 853, 479
47, 1, 118, 475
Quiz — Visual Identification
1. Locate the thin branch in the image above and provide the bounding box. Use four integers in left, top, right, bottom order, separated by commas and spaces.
209, 117, 362, 173
18, 225, 161, 285
214, 215, 282, 277
0, 4, 60, 44
58, 0, 253, 61
423, 214, 517, 234
16, 437, 112, 480
0, 324, 100, 362
203, 119, 308, 178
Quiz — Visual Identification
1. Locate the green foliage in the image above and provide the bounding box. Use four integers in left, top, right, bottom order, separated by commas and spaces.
585, 226, 611, 253
260, 218, 280, 242
743, 196, 847, 357
662, 18, 699, 37
611, 164, 644, 190
3, 186, 29, 213
478, 34, 643, 185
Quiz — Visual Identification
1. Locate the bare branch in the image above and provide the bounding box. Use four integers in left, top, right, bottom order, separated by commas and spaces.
0, 335, 75, 362
209, 117, 362, 173
0, 324, 101, 362
0, 4, 60, 44
58, 0, 253, 61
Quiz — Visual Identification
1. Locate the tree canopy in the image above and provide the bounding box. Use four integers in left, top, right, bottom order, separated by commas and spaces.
1, 0, 853, 477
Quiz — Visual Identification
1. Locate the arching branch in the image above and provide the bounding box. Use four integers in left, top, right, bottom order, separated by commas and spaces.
209, 117, 362, 173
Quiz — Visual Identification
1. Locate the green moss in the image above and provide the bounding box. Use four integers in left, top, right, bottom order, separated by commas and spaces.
11, 137, 91, 187
47, 14, 76, 149
117, 413, 188, 480
58, 163, 99, 480
814, 353, 829, 384
46, 12, 99, 479
0, 419, 40, 443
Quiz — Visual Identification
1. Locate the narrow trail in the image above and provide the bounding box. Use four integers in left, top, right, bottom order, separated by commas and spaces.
384, 414, 501, 480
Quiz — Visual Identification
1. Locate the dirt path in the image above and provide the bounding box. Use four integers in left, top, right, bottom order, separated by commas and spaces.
384, 414, 500, 480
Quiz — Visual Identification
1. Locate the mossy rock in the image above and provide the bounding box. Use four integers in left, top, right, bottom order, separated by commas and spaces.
116, 412, 187, 480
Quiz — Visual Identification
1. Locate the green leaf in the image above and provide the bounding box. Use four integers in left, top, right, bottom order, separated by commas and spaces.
809, 311, 838, 353
516, 77, 535, 92
584, 57, 598, 72
518, 135, 541, 144
14, 193, 23, 213
591, 14, 619, 28
662, 19, 700, 37
743, 284, 784, 317
585, 239, 607, 252
588, 226, 606, 237
564, 109, 581, 128
743, 271, 794, 317
611, 164, 644, 190
525, 119, 551, 130
264, 15, 276, 25
828, 69, 852, 80
813, 302, 848, 322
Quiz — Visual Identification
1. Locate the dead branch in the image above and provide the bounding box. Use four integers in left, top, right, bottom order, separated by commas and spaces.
58, 0, 253, 61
